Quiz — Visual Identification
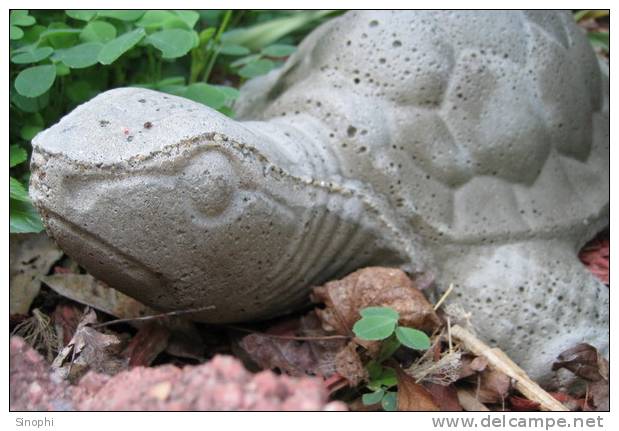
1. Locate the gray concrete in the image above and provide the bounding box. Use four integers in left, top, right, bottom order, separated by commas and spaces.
30, 11, 608, 383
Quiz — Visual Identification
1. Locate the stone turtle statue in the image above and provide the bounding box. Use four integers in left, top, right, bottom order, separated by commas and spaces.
30, 10, 608, 382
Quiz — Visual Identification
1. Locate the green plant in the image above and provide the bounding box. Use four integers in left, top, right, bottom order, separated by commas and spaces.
9, 10, 338, 233
353, 306, 431, 411
574, 10, 609, 54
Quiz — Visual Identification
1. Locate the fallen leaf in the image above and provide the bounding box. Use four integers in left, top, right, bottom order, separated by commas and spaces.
425, 383, 462, 411
509, 395, 540, 411
468, 368, 512, 404
335, 341, 368, 386
41, 274, 155, 320
164, 320, 206, 361
471, 356, 489, 372
395, 366, 440, 411
239, 311, 346, 378
123, 322, 170, 367
51, 309, 128, 382
312, 267, 441, 336
10, 233, 63, 315
552, 343, 605, 382
457, 354, 488, 380
597, 355, 609, 381
579, 235, 609, 285
456, 387, 490, 411
587, 380, 609, 411
52, 303, 82, 346
550, 391, 586, 411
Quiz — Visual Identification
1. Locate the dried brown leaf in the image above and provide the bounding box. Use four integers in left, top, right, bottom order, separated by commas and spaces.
471, 356, 489, 372
549, 392, 587, 411
41, 274, 155, 321
395, 366, 440, 411
587, 380, 609, 411
164, 320, 206, 361
10, 233, 63, 315
551, 344, 608, 411
472, 368, 512, 404
51, 309, 128, 382
552, 343, 605, 382
597, 355, 609, 381
424, 383, 463, 411
457, 354, 488, 380
239, 312, 346, 377
312, 267, 441, 335
509, 395, 540, 411
456, 387, 489, 411
52, 303, 82, 346
123, 322, 170, 367
335, 341, 368, 386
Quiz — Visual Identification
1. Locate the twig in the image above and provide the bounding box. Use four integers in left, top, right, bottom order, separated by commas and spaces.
456, 388, 490, 411
92, 305, 217, 328
450, 324, 568, 412
434, 283, 454, 310
447, 316, 453, 353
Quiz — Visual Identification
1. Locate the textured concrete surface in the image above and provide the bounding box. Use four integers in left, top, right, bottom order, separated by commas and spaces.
30, 11, 609, 382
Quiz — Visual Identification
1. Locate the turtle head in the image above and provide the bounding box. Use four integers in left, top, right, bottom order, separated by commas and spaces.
30, 88, 317, 322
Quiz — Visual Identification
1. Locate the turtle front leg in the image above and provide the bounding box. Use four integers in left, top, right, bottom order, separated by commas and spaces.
435, 239, 608, 385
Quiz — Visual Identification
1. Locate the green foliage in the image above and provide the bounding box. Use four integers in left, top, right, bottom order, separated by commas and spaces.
221, 10, 332, 50
10, 10, 36, 40
238, 59, 276, 79
10, 199, 44, 233
10, 10, 336, 233
261, 44, 296, 57
574, 10, 609, 54
10, 145, 28, 167
395, 326, 431, 350
367, 362, 397, 391
574, 10, 609, 22
80, 21, 117, 43
184, 83, 227, 109
362, 389, 385, 405
588, 31, 609, 53
10, 177, 30, 202
355, 306, 431, 411
59, 43, 102, 68
381, 391, 398, 411
353, 306, 399, 340
97, 28, 145, 64
147, 29, 195, 59
15, 65, 56, 97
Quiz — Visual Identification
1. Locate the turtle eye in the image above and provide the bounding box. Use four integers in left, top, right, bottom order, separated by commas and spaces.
179, 150, 238, 219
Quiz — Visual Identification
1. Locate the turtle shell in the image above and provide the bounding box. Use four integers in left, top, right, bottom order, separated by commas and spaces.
236, 10, 609, 249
